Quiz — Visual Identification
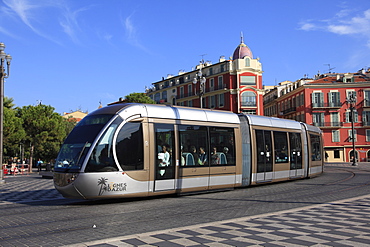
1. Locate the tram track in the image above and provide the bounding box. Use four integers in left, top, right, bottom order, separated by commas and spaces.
1, 166, 370, 245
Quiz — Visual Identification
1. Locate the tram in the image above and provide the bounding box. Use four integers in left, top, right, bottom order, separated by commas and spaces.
53, 103, 323, 199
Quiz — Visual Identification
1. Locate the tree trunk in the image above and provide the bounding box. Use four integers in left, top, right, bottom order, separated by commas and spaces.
29, 145, 34, 173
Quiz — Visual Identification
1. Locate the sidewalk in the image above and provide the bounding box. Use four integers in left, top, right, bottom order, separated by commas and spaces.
65, 194, 370, 247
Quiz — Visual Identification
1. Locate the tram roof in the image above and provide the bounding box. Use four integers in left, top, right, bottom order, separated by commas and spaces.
244, 114, 302, 130
91, 103, 240, 124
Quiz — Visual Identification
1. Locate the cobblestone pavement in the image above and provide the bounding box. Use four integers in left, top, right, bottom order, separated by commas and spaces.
2, 164, 370, 246
62, 163, 370, 247
0, 172, 64, 205
64, 194, 370, 247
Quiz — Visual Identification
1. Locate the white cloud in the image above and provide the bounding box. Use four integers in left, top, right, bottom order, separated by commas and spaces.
300, 8, 370, 48
299, 23, 317, 31
120, 12, 151, 53
1, 0, 91, 45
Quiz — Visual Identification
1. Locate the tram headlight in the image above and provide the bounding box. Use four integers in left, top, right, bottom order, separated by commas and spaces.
67, 173, 79, 184
54, 173, 80, 187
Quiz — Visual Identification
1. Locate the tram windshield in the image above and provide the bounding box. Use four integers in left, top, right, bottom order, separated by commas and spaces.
54, 114, 116, 173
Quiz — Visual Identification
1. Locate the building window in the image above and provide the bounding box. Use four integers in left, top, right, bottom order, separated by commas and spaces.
300, 93, 304, 106
346, 90, 356, 100
329, 91, 341, 107
364, 90, 370, 107
218, 94, 224, 108
188, 84, 192, 97
245, 57, 250, 67
313, 113, 324, 127
218, 76, 223, 89
366, 130, 370, 142
188, 100, 192, 107
345, 110, 358, 123
220, 64, 225, 72
240, 76, 256, 86
154, 93, 160, 103
332, 130, 340, 142
162, 91, 167, 102
241, 91, 256, 107
334, 150, 340, 159
330, 112, 340, 126
172, 98, 176, 105
210, 95, 216, 108
363, 111, 370, 126
210, 78, 214, 91
349, 129, 357, 142
312, 92, 324, 107
209, 68, 213, 75
180, 87, 184, 98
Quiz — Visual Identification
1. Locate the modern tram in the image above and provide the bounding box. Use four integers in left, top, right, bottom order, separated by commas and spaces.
53, 103, 323, 199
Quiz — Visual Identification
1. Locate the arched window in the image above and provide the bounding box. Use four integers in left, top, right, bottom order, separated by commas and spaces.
245, 57, 250, 67
241, 91, 256, 107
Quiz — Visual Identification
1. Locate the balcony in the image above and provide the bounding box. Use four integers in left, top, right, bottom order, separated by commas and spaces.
363, 121, 370, 127
312, 102, 342, 108
282, 107, 296, 115
313, 122, 343, 128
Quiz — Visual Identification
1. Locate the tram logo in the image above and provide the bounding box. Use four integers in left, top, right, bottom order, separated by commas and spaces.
97, 177, 127, 196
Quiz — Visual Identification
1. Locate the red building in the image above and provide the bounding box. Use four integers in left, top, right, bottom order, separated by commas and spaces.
264, 70, 370, 162
146, 37, 264, 115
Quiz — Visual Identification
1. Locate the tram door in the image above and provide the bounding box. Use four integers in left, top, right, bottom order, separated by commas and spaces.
154, 124, 176, 191
289, 132, 303, 178
255, 130, 273, 182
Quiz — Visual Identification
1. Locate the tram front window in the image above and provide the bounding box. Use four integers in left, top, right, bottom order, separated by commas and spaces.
54, 114, 116, 173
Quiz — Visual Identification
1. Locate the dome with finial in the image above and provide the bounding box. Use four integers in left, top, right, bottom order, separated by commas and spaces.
232, 33, 253, 60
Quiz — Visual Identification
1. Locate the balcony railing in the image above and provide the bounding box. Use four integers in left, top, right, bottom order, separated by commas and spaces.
313, 122, 343, 127
282, 107, 296, 115
312, 102, 342, 108
241, 102, 257, 107
363, 121, 370, 127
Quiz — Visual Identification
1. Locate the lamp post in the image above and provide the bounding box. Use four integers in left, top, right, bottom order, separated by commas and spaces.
193, 61, 206, 108
346, 93, 357, 166
0, 43, 12, 183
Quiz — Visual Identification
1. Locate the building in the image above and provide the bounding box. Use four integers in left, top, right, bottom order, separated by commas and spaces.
264, 69, 370, 163
62, 110, 88, 123
146, 36, 264, 114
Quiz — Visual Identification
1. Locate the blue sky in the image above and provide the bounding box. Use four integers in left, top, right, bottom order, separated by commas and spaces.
1, 0, 370, 114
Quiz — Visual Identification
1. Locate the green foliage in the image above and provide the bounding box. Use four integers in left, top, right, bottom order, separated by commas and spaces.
3, 98, 77, 166
125, 92, 156, 104
15, 104, 69, 164
3, 106, 26, 155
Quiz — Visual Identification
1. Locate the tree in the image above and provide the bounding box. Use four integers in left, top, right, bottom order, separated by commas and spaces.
3, 97, 26, 158
124, 92, 156, 104
16, 104, 70, 169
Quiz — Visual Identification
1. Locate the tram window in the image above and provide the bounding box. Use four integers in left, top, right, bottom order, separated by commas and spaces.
85, 118, 122, 172
179, 125, 208, 166
255, 130, 272, 173
274, 131, 289, 163
155, 124, 175, 179
289, 132, 302, 169
310, 134, 322, 161
116, 122, 144, 171
209, 127, 235, 166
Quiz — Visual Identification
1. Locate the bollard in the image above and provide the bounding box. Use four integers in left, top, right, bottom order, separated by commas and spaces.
0, 169, 4, 184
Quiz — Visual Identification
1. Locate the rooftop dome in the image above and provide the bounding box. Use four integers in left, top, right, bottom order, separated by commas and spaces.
232, 35, 253, 60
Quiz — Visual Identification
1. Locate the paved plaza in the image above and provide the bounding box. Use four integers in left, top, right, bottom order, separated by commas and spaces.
65, 195, 370, 247
1, 163, 370, 246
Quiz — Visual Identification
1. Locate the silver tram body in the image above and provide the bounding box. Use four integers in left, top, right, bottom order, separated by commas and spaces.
53, 103, 323, 199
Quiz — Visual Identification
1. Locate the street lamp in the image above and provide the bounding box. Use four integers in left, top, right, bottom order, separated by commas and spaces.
346, 93, 357, 166
0, 43, 12, 183
193, 61, 206, 108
